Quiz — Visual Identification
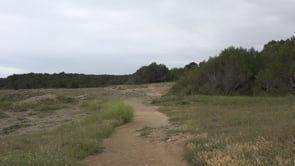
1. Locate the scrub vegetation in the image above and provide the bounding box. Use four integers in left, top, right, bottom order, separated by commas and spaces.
0, 88, 133, 166
172, 36, 295, 96
153, 95, 295, 165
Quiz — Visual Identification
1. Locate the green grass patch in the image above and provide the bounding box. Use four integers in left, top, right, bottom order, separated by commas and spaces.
153, 95, 295, 166
0, 101, 133, 166
101, 101, 133, 123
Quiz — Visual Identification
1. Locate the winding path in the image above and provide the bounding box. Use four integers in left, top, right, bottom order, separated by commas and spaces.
83, 98, 187, 166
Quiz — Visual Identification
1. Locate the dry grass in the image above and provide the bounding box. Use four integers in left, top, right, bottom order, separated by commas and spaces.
0, 88, 133, 166
153, 95, 295, 166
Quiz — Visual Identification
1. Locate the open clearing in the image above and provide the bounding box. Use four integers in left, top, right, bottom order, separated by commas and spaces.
0, 83, 188, 165
153, 95, 295, 165
1, 83, 294, 165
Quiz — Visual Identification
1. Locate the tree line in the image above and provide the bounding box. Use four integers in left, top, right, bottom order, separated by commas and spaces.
0, 73, 130, 89
1, 35, 294, 96
0, 63, 174, 89
172, 36, 295, 96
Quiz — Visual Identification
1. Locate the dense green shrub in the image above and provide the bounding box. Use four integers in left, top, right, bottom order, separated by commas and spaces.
172, 36, 295, 96
172, 47, 259, 95
128, 62, 172, 84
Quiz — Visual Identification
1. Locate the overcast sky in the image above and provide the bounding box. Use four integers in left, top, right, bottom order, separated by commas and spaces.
0, 0, 294, 77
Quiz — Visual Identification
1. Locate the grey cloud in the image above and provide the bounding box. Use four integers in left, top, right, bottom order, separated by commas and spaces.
0, 0, 294, 77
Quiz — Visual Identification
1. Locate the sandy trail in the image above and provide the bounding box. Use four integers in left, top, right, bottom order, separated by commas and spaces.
83, 98, 187, 166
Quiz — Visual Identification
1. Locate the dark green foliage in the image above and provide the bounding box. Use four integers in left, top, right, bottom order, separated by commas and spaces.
170, 68, 185, 81
184, 62, 198, 70
255, 37, 295, 95
0, 78, 4, 88
128, 62, 172, 84
169, 62, 198, 81
0, 63, 177, 89
173, 47, 259, 95
173, 36, 295, 96
0, 73, 130, 89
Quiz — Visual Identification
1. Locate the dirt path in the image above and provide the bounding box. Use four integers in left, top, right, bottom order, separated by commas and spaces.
83, 98, 187, 166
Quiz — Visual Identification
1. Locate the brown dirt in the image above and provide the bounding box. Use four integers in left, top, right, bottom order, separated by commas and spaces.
83, 94, 188, 165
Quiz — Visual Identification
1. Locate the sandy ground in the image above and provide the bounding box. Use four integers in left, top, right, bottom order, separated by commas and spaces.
83, 98, 187, 166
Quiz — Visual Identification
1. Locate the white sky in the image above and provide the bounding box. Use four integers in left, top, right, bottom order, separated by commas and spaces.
0, 0, 295, 77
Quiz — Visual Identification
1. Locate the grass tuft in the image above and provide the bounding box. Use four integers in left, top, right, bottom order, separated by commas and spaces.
101, 101, 133, 123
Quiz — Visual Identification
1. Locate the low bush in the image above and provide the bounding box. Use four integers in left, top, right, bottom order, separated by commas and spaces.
101, 101, 133, 123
